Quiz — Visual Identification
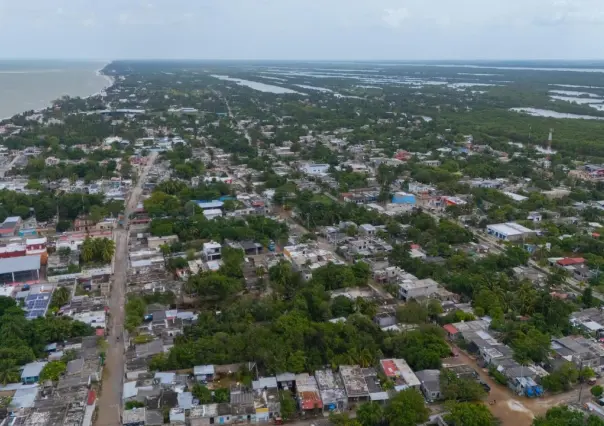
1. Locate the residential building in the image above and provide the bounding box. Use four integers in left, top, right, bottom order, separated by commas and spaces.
339, 365, 369, 404
314, 369, 347, 412
398, 278, 440, 301
379, 359, 421, 391
21, 361, 47, 384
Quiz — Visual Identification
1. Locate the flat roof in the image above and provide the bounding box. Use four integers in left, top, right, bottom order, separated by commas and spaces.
487, 222, 534, 236
197, 200, 224, 209
0, 255, 41, 274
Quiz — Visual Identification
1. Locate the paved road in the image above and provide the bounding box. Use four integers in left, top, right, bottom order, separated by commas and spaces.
214, 89, 252, 146
95, 153, 157, 426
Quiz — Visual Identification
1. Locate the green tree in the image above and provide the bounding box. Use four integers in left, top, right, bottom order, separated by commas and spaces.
40, 360, 67, 382
591, 385, 603, 398
279, 390, 297, 420
384, 389, 429, 426
331, 295, 355, 318
533, 405, 594, 426
0, 359, 21, 384
214, 388, 230, 403
357, 402, 384, 426
445, 402, 497, 426
192, 384, 212, 403
50, 286, 71, 309
440, 369, 487, 402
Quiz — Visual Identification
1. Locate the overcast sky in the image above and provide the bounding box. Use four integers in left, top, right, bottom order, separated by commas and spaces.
1, 0, 603, 60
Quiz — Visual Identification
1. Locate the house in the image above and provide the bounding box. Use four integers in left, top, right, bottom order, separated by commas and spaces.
276, 372, 296, 391
252, 377, 280, 421
315, 369, 347, 412
204, 209, 223, 220
398, 278, 439, 301
194, 365, 215, 383
73, 216, 97, 233
556, 257, 585, 267
0, 216, 21, 237
486, 222, 535, 241
122, 407, 146, 426
295, 373, 323, 413
527, 212, 543, 222
363, 367, 389, 403
572, 264, 593, 281
203, 241, 222, 261
21, 361, 47, 384
380, 359, 421, 391
190, 403, 232, 426
301, 163, 330, 175
339, 365, 370, 403
415, 370, 441, 402
443, 324, 461, 340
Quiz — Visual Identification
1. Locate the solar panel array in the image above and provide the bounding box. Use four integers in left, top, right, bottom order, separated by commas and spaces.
25, 293, 50, 319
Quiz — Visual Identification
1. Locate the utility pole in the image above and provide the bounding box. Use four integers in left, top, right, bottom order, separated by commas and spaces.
578, 359, 585, 404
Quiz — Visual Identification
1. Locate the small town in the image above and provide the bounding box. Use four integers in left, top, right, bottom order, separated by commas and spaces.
2, 56, 604, 426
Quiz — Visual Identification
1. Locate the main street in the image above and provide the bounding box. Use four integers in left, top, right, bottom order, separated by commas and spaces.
95, 152, 157, 426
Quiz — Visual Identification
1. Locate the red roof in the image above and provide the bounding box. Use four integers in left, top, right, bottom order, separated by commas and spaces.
95, 328, 105, 336
299, 391, 323, 410
443, 324, 460, 335
557, 257, 585, 266
410, 244, 421, 250
380, 359, 399, 377
87, 390, 96, 405
593, 233, 600, 238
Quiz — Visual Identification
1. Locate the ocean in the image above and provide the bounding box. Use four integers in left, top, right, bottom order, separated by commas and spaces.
0, 60, 112, 119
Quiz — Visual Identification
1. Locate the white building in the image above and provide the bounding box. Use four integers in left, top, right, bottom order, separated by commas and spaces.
486, 222, 535, 241
203, 209, 223, 221
203, 241, 222, 261
301, 163, 330, 175
398, 278, 439, 301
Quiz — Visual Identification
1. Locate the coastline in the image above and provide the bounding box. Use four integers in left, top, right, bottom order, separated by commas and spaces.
0, 60, 115, 122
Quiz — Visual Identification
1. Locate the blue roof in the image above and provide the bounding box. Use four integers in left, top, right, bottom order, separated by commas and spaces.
21, 361, 47, 379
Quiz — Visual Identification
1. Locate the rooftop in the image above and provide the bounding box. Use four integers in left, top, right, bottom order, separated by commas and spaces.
339, 365, 369, 397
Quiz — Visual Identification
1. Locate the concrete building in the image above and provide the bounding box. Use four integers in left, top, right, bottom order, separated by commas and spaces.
415, 370, 441, 402
398, 278, 439, 301
486, 222, 535, 241
339, 365, 369, 403
301, 164, 330, 175
314, 369, 347, 412
203, 241, 222, 261
379, 359, 421, 391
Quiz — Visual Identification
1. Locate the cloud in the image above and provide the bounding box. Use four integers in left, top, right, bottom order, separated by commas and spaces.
382, 7, 409, 28
0, 0, 603, 59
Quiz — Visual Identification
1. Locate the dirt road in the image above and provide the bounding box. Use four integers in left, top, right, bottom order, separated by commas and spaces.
95, 153, 157, 426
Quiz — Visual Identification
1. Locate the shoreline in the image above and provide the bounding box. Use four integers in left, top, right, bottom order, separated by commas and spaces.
1, 61, 115, 122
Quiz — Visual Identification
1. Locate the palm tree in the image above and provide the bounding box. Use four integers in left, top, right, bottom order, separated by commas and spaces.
51, 286, 71, 309
80, 238, 94, 263
101, 239, 115, 263
0, 359, 21, 385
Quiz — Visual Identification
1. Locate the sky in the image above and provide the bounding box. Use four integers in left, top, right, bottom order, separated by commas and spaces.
0, 0, 603, 60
